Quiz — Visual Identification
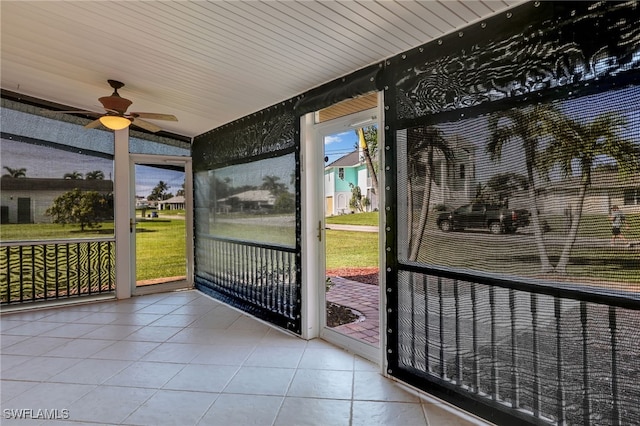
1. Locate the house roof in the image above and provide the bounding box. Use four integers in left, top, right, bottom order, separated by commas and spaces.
0, 177, 113, 192
218, 189, 275, 203
327, 151, 361, 168
158, 195, 185, 204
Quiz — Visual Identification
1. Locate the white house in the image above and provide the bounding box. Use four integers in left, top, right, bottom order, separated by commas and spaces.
0, 177, 113, 224
324, 150, 378, 215
158, 195, 186, 211
401, 128, 477, 211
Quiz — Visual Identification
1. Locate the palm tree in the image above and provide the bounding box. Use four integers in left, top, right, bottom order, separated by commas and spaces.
357, 126, 378, 196
64, 171, 83, 180
85, 170, 105, 180
2, 166, 27, 178
261, 175, 286, 196
487, 105, 563, 273
540, 112, 640, 274
407, 125, 454, 261
148, 180, 170, 201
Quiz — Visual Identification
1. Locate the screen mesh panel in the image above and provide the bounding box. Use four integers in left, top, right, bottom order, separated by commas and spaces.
397, 86, 640, 285
385, 2, 640, 424
397, 271, 640, 425
193, 106, 301, 334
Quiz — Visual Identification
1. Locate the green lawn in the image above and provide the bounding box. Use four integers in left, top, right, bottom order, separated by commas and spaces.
135, 219, 186, 281
326, 211, 379, 226
543, 213, 640, 239
1, 220, 187, 282
0, 222, 115, 240
209, 218, 296, 246
2, 211, 637, 287
326, 230, 378, 269
420, 213, 640, 284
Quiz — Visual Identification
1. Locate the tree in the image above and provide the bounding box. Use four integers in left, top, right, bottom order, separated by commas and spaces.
487, 105, 563, 273
348, 183, 365, 212
85, 170, 105, 180
261, 175, 286, 196
46, 189, 111, 231
356, 126, 378, 196
2, 167, 26, 178
274, 192, 295, 213
148, 181, 170, 201
485, 172, 529, 204
64, 171, 83, 180
540, 112, 640, 273
176, 182, 186, 197
407, 125, 455, 261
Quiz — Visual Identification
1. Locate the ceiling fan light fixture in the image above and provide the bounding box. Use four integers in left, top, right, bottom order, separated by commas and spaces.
99, 115, 131, 130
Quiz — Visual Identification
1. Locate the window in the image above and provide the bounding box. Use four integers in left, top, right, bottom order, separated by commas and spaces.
460, 164, 466, 179
338, 168, 344, 180
624, 188, 640, 205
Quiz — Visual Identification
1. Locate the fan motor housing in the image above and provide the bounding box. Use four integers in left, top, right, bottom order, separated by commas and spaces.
99, 95, 132, 114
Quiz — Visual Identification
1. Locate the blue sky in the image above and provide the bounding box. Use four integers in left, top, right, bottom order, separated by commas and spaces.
324, 130, 359, 165
0, 139, 184, 198
134, 165, 184, 198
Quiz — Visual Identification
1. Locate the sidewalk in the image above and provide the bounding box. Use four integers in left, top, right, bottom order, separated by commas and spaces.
325, 224, 378, 232
326, 276, 380, 347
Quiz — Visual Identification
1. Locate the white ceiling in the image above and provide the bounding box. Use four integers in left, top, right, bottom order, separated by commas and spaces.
1, 0, 523, 140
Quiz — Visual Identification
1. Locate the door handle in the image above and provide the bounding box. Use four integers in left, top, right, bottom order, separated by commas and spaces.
317, 220, 323, 242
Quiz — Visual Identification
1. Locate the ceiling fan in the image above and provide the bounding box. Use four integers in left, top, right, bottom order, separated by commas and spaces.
49, 79, 177, 133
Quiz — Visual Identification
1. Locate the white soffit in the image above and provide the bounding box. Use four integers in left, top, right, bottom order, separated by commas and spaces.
0, 1, 524, 138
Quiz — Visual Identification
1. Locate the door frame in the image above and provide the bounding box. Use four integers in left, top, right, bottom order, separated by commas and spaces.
301, 96, 385, 366
129, 153, 194, 296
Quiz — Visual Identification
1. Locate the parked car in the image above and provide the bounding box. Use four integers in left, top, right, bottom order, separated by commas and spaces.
436, 203, 530, 234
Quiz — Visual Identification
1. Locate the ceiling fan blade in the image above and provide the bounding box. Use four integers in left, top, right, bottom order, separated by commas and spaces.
131, 117, 162, 133
130, 112, 178, 121
84, 119, 102, 129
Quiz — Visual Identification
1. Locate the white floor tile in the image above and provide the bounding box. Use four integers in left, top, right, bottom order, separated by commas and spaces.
200, 394, 283, 426
141, 342, 208, 363
0, 336, 70, 356
49, 358, 132, 385
223, 366, 296, 396
66, 385, 156, 424
5, 382, 95, 411
109, 313, 164, 326
298, 347, 355, 370
1, 356, 78, 382
88, 340, 160, 361
0, 290, 482, 426
1, 380, 37, 403
124, 389, 217, 426
104, 361, 185, 388
274, 397, 351, 426
80, 324, 142, 340
163, 364, 239, 393
123, 325, 183, 342
45, 338, 114, 358
0, 354, 30, 372
353, 371, 419, 402
351, 401, 427, 426
189, 345, 254, 366
287, 369, 353, 400
41, 323, 102, 338
243, 345, 305, 368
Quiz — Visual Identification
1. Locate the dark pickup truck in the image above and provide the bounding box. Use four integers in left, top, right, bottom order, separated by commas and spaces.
436, 203, 530, 234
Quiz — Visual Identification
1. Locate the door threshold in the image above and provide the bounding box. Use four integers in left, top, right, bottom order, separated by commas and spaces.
133, 279, 192, 295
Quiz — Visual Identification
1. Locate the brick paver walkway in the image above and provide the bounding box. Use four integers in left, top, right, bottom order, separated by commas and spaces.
326, 277, 380, 347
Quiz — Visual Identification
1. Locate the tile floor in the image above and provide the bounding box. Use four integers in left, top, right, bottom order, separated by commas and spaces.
1, 290, 490, 425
